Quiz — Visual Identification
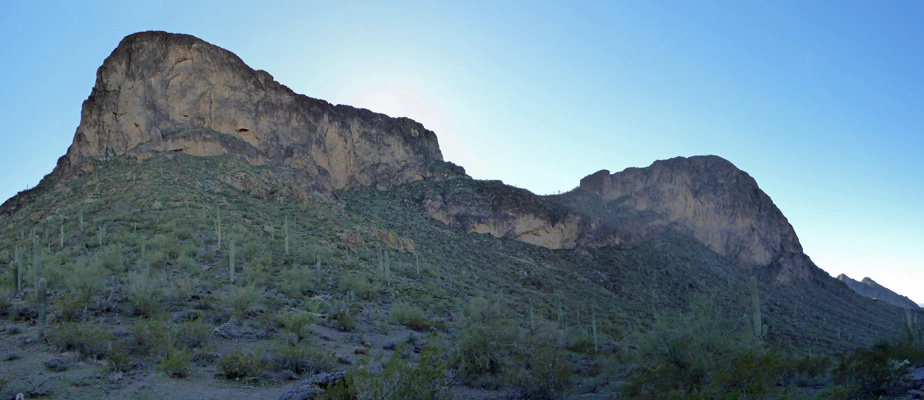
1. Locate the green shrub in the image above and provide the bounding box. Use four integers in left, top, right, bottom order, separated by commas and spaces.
328, 310, 355, 332
278, 267, 313, 299
263, 342, 336, 375
834, 340, 921, 397
158, 347, 193, 378
390, 302, 433, 331
338, 273, 380, 300
454, 297, 518, 381
132, 318, 171, 356
151, 233, 180, 259
620, 296, 786, 399
505, 320, 569, 399
217, 349, 267, 380
341, 337, 448, 400
107, 342, 133, 372
0, 288, 11, 316
65, 256, 109, 305
174, 319, 211, 350
278, 311, 317, 342
126, 269, 164, 316
48, 322, 113, 360
223, 284, 262, 315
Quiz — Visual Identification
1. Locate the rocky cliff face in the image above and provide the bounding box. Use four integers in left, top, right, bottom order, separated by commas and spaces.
837, 274, 921, 310
55, 31, 462, 195
566, 156, 810, 281
419, 155, 815, 283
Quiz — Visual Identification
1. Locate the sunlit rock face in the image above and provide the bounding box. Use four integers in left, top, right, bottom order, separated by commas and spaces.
56, 31, 462, 193
563, 156, 812, 282
837, 274, 922, 310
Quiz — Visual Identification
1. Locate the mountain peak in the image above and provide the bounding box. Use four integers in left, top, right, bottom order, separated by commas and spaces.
837, 274, 921, 309
573, 155, 809, 282
55, 30, 462, 195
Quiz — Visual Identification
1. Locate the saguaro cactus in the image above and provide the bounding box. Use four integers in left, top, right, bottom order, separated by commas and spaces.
38, 278, 48, 338
283, 216, 291, 256
33, 235, 42, 292
215, 209, 222, 249
749, 277, 767, 340
229, 238, 236, 283
15, 247, 23, 293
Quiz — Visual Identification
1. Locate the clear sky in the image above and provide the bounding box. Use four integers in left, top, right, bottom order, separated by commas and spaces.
1, 1, 922, 304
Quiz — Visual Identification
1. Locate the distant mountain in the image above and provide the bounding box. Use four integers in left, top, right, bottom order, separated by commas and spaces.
836, 274, 921, 310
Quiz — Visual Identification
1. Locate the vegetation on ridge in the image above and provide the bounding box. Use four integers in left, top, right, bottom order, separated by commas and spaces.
0, 152, 921, 399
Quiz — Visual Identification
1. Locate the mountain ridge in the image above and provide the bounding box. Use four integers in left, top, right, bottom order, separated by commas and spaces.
1, 30, 919, 344
837, 274, 921, 310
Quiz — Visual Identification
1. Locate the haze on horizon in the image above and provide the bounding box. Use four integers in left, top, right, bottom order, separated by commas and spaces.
0, 1, 921, 304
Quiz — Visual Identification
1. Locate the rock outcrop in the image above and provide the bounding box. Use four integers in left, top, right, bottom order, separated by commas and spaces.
414, 180, 580, 249
562, 156, 811, 281
417, 155, 815, 283
837, 274, 921, 310
54, 31, 462, 195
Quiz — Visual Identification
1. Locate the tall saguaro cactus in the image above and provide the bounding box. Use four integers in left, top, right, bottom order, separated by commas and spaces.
38, 278, 48, 338
229, 237, 236, 283
15, 247, 23, 293
749, 277, 767, 341
283, 215, 291, 256
215, 209, 222, 249
33, 235, 42, 292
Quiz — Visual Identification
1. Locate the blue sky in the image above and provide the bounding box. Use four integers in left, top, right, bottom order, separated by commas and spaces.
1, 1, 922, 303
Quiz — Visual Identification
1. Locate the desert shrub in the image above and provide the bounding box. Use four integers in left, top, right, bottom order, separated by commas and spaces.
0, 288, 11, 316
126, 269, 164, 316
95, 244, 126, 273
107, 342, 133, 372
263, 342, 336, 375
621, 296, 787, 399
171, 275, 199, 302
833, 340, 922, 397
150, 233, 180, 259
278, 267, 313, 299
132, 317, 171, 356
390, 302, 433, 331
337, 273, 380, 300
329, 337, 448, 400
325, 294, 361, 332
175, 227, 194, 241
158, 346, 193, 378
454, 297, 518, 382
217, 349, 267, 380
278, 311, 317, 342
48, 322, 113, 360
174, 318, 211, 350
328, 310, 355, 332
222, 284, 261, 315
505, 320, 569, 399
65, 256, 109, 305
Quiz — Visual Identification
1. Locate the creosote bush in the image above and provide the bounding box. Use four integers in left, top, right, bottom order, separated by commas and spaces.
263, 342, 336, 375
321, 336, 449, 400
390, 302, 433, 331
158, 347, 193, 378
48, 322, 113, 360
218, 349, 267, 381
